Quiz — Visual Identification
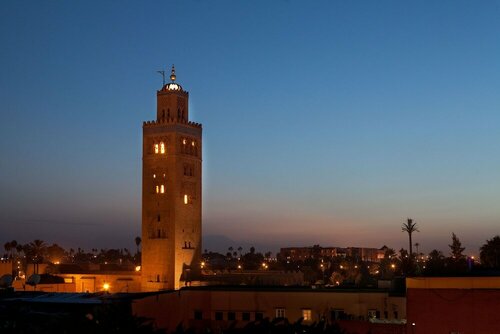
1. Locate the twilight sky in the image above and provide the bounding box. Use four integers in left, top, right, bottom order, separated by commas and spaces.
1, 1, 500, 256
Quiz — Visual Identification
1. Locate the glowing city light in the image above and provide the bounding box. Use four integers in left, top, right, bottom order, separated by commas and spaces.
103, 283, 110, 291
135, 266, 141, 272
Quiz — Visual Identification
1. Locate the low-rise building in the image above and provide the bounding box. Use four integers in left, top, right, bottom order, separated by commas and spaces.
133, 286, 406, 332
279, 246, 386, 262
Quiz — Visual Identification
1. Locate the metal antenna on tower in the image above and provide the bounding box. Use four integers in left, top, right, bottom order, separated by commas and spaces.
157, 69, 166, 86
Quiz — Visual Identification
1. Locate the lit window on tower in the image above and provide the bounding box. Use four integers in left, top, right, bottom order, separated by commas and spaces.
156, 185, 159, 194
160, 142, 165, 154
302, 309, 312, 321
184, 194, 188, 204
160, 185, 165, 194
154, 144, 159, 154
191, 141, 195, 146
182, 139, 187, 145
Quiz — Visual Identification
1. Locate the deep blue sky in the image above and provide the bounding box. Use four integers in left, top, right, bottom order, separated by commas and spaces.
1, 1, 499, 255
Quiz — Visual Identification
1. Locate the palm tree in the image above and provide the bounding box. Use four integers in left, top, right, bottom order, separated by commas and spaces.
16, 244, 23, 260
135, 236, 142, 255
402, 218, 419, 264
24, 239, 47, 274
4, 242, 11, 258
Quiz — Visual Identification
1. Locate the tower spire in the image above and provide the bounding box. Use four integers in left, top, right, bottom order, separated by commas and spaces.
170, 64, 176, 82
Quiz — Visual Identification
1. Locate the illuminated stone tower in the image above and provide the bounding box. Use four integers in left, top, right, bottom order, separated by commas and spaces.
141, 66, 202, 291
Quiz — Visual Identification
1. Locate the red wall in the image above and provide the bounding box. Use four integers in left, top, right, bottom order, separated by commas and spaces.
406, 288, 500, 333
337, 320, 405, 334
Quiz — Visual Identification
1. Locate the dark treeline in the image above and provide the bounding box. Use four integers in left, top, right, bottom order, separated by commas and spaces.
3, 233, 500, 285
2, 238, 142, 277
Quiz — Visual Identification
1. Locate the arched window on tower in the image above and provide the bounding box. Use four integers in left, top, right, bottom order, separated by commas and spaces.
177, 108, 181, 119
160, 185, 165, 194
181, 138, 187, 153
154, 143, 159, 154
160, 142, 165, 154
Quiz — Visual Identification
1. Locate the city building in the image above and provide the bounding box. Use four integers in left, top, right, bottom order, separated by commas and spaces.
279, 246, 386, 263
133, 285, 406, 333
141, 66, 203, 291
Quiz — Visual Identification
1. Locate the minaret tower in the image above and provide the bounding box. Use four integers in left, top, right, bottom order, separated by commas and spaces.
141, 66, 202, 291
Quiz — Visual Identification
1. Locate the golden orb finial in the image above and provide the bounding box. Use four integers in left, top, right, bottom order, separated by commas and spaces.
170, 64, 176, 82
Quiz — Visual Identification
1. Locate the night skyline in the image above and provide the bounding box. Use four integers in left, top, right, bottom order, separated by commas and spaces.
1, 1, 500, 256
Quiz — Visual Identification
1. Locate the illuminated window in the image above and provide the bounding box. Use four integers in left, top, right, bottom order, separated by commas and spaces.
153, 174, 156, 178
302, 309, 312, 321
184, 194, 189, 204
275, 308, 285, 318
160, 142, 165, 154
156, 185, 159, 194
160, 185, 165, 194
183, 139, 187, 145
191, 141, 195, 146
154, 144, 159, 154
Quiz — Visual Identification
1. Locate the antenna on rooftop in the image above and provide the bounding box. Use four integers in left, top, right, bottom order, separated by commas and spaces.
157, 69, 166, 86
